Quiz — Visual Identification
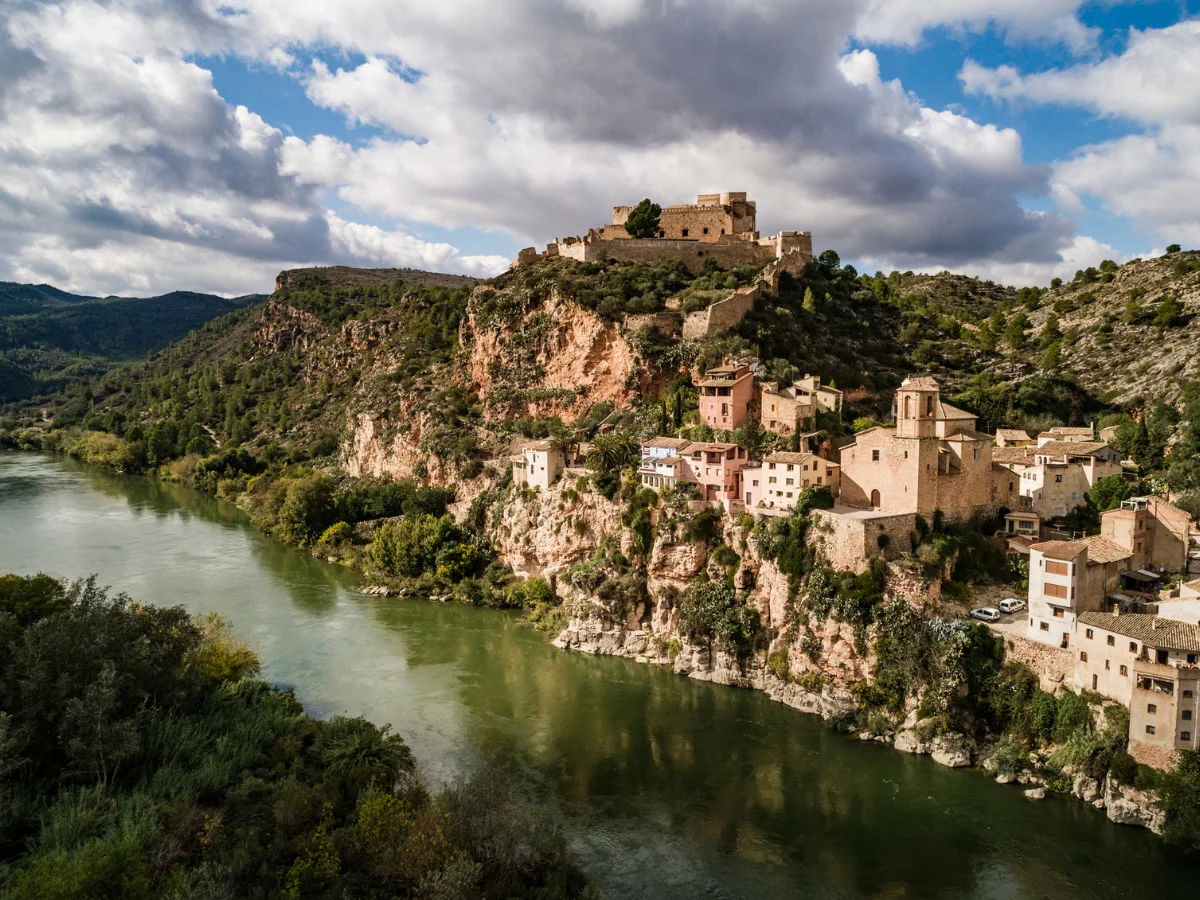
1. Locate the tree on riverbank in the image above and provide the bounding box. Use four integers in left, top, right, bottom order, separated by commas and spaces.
0, 573, 594, 899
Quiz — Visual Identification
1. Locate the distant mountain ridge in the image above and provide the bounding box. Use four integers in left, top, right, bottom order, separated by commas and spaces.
0, 283, 265, 401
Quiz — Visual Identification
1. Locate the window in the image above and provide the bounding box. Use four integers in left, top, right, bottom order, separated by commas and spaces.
1186, 690, 1195, 699
1184, 710, 1193, 721
1045, 583, 1068, 599
785, 478, 794, 486
1053, 608, 1065, 618
787, 464, 794, 471
973, 448, 980, 461
1120, 665, 1128, 676
926, 396, 933, 415
702, 227, 709, 235
872, 449, 880, 461
1093, 674, 1098, 690
1184, 732, 1193, 742
1040, 622, 1049, 632
681, 228, 689, 237
1190, 654, 1198, 665
1086, 628, 1094, 639
1146, 725, 1156, 735
752, 479, 759, 487
768, 477, 776, 484
1046, 560, 1069, 576
1105, 660, 1110, 670
1080, 651, 1088, 662
1130, 642, 1138, 653
1055, 475, 1063, 483
1107, 635, 1115, 646
1148, 704, 1157, 714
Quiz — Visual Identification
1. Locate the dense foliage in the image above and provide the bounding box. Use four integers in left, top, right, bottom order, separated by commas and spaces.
0, 574, 592, 899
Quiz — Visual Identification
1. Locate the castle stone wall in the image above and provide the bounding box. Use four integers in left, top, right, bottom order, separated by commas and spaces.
811, 509, 918, 574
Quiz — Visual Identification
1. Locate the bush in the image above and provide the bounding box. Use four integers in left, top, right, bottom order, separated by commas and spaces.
317, 521, 354, 546
678, 580, 763, 660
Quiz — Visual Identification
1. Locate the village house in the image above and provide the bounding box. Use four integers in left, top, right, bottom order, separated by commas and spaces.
510, 440, 565, 491
742, 451, 841, 512
838, 376, 1002, 519
994, 428, 1034, 448
1026, 536, 1132, 650
637, 436, 693, 490
760, 374, 843, 435
1074, 610, 1200, 768
1101, 496, 1195, 575
1038, 425, 1096, 445
636, 438, 749, 504
1002, 510, 1041, 555
994, 439, 1123, 520
681, 442, 749, 504
697, 364, 755, 431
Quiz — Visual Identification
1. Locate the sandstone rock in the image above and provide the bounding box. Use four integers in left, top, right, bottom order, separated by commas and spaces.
930, 733, 973, 768
995, 772, 1016, 785
894, 730, 931, 755
1024, 788, 1046, 800
1072, 774, 1102, 804
1104, 780, 1166, 834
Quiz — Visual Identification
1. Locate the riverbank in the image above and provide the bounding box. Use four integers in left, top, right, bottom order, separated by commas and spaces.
554, 615, 1170, 836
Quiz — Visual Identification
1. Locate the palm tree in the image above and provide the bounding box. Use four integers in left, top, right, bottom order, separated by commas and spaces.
586, 430, 639, 473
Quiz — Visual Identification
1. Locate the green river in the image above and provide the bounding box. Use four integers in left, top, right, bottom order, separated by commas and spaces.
1, 452, 1195, 897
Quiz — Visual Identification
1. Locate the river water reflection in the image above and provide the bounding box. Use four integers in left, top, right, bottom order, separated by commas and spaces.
1, 452, 1195, 898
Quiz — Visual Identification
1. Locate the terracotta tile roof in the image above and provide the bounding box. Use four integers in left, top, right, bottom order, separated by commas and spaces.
698, 373, 752, 387
1052, 426, 1095, 437
764, 451, 814, 464
942, 429, 991, 442
763, 451, 838, 467
1007, 535, 1036, 549
1077, 612, 1200, 652
1031, 539, 1088, 560
993, 447, 1037, 465
1035, 440, 1113, 459
643, 436, 691, 450
996, 428, 1032, 441
525, 439, 557, 451
1081, 535, 1132, 565
936, 401, 976, 420
1006, 511, 1041, 519
902, 375, 940, 389
1184, 578, 1200, 593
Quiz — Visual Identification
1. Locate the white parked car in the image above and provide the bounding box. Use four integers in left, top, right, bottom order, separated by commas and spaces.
970, 607, 1001, 622
999, 598, 1026, 614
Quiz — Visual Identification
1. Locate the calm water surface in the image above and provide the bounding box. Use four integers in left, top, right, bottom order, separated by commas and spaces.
1, 452, 1195, 898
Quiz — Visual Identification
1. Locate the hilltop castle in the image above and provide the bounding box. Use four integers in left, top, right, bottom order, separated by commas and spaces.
512, 192, 812, 274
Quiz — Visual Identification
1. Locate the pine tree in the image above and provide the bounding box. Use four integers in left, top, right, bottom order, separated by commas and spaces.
802, 287, 818, 313
1130, 419, 1150, 468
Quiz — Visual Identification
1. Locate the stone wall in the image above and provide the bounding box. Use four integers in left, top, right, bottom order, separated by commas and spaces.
999, 632, 1074, 693
810, 509, 918, 574
682, 282, 762, 339
574, 237, 774, 274
622, 310, 681, 337
1129, 740, 1177, 771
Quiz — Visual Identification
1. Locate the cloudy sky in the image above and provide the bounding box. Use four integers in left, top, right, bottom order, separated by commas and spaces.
1, 1, 1197, 296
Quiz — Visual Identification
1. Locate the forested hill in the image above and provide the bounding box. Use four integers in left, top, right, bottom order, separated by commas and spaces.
0, 284, 265, 402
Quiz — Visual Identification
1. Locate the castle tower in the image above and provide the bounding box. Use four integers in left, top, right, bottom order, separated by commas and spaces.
894, 376, 940, 439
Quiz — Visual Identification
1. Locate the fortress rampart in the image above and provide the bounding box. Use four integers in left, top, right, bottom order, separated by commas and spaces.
512, 192, 813, 276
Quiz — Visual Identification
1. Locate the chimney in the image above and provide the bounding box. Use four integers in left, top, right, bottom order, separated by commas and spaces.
1112, 603, 1120, 616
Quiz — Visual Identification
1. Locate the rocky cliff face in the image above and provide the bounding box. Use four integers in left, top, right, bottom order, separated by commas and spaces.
460, 285, 645, 423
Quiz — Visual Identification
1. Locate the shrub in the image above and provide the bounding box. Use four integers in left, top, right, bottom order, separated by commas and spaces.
678, 580, 763, 660
317, 521, 354, 546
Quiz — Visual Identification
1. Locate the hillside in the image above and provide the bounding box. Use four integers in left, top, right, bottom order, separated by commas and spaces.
0, 285, 265, 401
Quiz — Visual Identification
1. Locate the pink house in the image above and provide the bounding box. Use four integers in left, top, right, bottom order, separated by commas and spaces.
697, 365, 755, 431
680, 442, 748, 503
